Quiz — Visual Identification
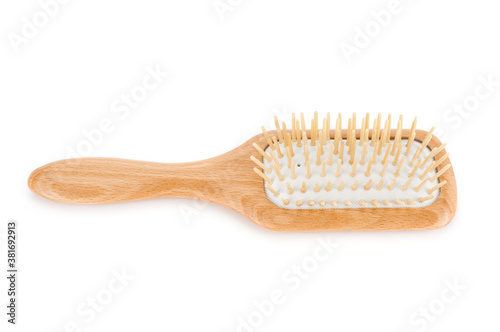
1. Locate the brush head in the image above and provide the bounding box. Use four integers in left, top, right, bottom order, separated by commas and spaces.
249, 112, 456, 230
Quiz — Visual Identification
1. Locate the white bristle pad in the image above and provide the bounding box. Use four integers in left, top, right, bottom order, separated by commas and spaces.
263, 139, 439, 209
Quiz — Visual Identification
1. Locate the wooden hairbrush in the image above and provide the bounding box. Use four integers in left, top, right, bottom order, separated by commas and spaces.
28, 113, 456, 231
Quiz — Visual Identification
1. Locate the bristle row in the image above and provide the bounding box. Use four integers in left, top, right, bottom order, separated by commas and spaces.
286, 197, 433, 207
255, 113, 449, 208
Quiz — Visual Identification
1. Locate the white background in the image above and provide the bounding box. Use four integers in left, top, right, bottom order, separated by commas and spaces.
1, 0, 499, 331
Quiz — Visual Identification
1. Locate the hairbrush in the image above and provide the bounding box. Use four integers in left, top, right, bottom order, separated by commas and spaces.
28, 112, 456, 231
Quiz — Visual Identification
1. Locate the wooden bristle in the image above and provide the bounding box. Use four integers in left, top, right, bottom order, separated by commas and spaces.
327, 143, 334, 165
420, 161, 437, 180
388, 178, 397, 191
433, 152, 451, 170
420, 143, 447, 169
251, 155, 271, 174
302, 131, 309, 163
305, 161, 312, 179
286, 146, 293, 168
349, 137, 356, 164
339, 141, 345, 163
372, 142, 379, 164
365, 113, 370, 136
382, 141, 393, 165
296, 119, 302, 147
365, 158, 373, 177
392, 123, 402, 155
420, 147, 438, 170
314, 111, 319, 141
379, 119, 388, 153
392, 143, 402, 166
408, 159, 422, 178
265, 183, 279, 197
316, 141, 322, 166
261, 126, 275, 150
394, 159, 404, 177
427, 180, 447, 195
350, 159, 358, 177
420, 127, 435, 151
364, 179, 373, 190
405, 131, 416, 157
414, 178, 429, 192
326, 112, 331, 139
322, 120, 327, 143
272, 163, 285, 181
300, 112, 306, 134
359, 119, 366, 146
360, 142, 368, 165
310, 119, 316, 146
336, 159, 342, 177
402, 177, 414, 191
408, 117, 417, 146
376, 113, 382, 140
338, 179, 344, 191
254, 167, 273, 184
274, 116, 284, 143
272, 136, 283, 159
380, 158, 389, 177
325, 180, 332, 192
290, 162, 297, 179
269, 150, 282, 169
253, 143, 271, 162
285, 133, 294, 157
334, 116, 341, 154
430, 164, 451, 183
418, 195, 434, 203
370, 119, 377, 147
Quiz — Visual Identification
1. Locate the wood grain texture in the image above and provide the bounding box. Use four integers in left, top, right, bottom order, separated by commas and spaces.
28, 129, 457, 231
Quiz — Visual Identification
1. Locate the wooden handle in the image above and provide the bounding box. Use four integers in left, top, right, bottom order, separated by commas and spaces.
28, 158, 224, 204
